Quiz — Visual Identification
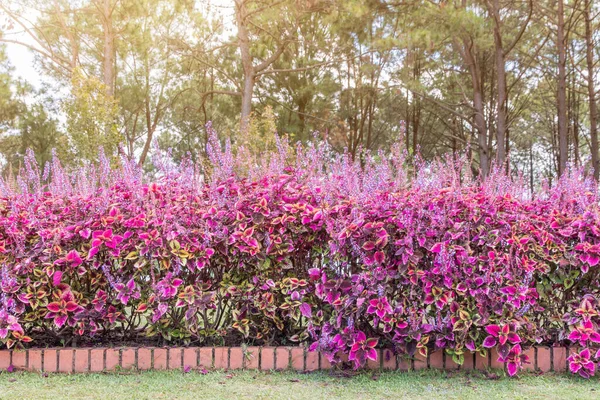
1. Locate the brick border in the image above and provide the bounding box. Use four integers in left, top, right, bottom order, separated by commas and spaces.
0, 346, 571, 374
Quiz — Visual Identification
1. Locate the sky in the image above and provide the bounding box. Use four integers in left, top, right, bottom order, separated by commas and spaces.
3, 7, 42, 88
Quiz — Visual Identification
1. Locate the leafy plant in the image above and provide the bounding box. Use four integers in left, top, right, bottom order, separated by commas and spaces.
0, 125, 599, 378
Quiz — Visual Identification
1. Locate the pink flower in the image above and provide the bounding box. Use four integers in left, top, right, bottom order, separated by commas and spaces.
498, 344, 529, 376
482, 324, 521, 348
65, 250, 83, 267
56, 250, 83, 268
0, 310, 22, 339
568, 348, 596, 378
308, 268, 321, 280
45, 290, 81, 328
348, 331, 378, 369
114, 278, 139, 305
568, 320, 600, 346
367, 297, 392, 318
156, 273, 183, 299
91, 229, 114, 247
299, 303, 312, 318
88, 229, 125, 258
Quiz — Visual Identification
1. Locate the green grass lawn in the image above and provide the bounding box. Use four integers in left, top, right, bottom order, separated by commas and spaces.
0, 369, 598, 400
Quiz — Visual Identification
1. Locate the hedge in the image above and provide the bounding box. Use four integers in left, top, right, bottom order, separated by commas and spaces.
1, 128, 599, 378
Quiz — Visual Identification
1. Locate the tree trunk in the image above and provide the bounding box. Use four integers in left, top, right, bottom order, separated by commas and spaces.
102, 0, 114, 97
529, 139, 534, 197
491, 0, 507, 166
557, 0, 568, 176
241, 73, 254, 132
455, 30, 489, 177
236, 0, 255, 134
474, 86, 489, 177
412, 51, 420, 154
584, 0, 599, 179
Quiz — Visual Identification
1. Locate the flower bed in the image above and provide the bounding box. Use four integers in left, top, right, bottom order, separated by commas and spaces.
1, 129, 600, 377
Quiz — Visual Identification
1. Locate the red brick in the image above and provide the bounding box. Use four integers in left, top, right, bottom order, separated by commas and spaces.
429, 351, 443, 369
11, 350, 27, 370
74, 349, 89, 372
229, 347, 243, 370
44, 349, 58, 372
444, 352, 460, 370
199, 347, 213, 369
137, 348, 152, 370
413, 351, 427, 370
105, 348, 120, 371
183, 347, 198, 370
338, 351, 349, 364
261, 347, 275, 370
462, 352, 475, 370
121, 348, 136, 370
243, 347, 258, 369
522, 347, 536, 371
0, 350, 10, 370
290, 348, 304, 371
90, 348, 105, 372
154, 348, 167, 370
490, 348, 504, 371
398, 356, 411, 371
553, 347, 568, 372
475, 351, 489, 370
29, 349, 43, 372
214, 347, 228, 370
276, 347, 290, 370
367, 349, 382, 370
58, 349, 73, 373
382, 349, 396, 370
320, 353, 333, 370
305, 350, 318, 371
168, 348, 182, 370
537, 347, 551, 372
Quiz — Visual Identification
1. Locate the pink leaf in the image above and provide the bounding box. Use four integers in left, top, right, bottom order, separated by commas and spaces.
485, 325, 501, 337
431, 242, 443, 253
482, 336, 497, 348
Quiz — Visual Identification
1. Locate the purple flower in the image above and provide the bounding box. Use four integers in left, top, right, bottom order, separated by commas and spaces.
114, 278, 139, 305
299, 303, 312, 318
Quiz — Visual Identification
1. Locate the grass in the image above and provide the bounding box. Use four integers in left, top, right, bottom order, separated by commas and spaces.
0, 369, 598, 400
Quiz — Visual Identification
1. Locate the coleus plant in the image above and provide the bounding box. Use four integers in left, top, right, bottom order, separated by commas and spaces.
0, 126, 599, 379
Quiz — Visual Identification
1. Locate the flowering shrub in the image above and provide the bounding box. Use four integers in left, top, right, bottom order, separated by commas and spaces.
1, 124, 600, 377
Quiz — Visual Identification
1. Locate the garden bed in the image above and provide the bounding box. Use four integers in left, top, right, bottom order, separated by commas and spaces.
1, 140, 600, 378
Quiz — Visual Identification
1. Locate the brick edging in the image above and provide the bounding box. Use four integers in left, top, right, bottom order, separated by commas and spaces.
0, 346, 570, 374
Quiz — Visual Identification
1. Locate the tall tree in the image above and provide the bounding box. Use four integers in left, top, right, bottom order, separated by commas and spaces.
484, 0, 532, 168
234, 0, 292, 133
584, 0, 598, 179
557, 0, 568, 175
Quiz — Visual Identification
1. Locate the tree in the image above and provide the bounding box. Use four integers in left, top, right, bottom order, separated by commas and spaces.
557, 0, 568, 175
583, 0, 598, 179
64, 68, 120, 162
0, 45, 22, 132
484, 0, 532, 169
0, 46, 68, 170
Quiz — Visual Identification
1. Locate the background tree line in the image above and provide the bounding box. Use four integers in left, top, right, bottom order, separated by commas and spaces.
0, 0, 598, 185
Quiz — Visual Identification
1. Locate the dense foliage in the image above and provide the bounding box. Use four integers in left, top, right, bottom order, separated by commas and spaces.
2, 0, 600, 184
1, 128, 600, 378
